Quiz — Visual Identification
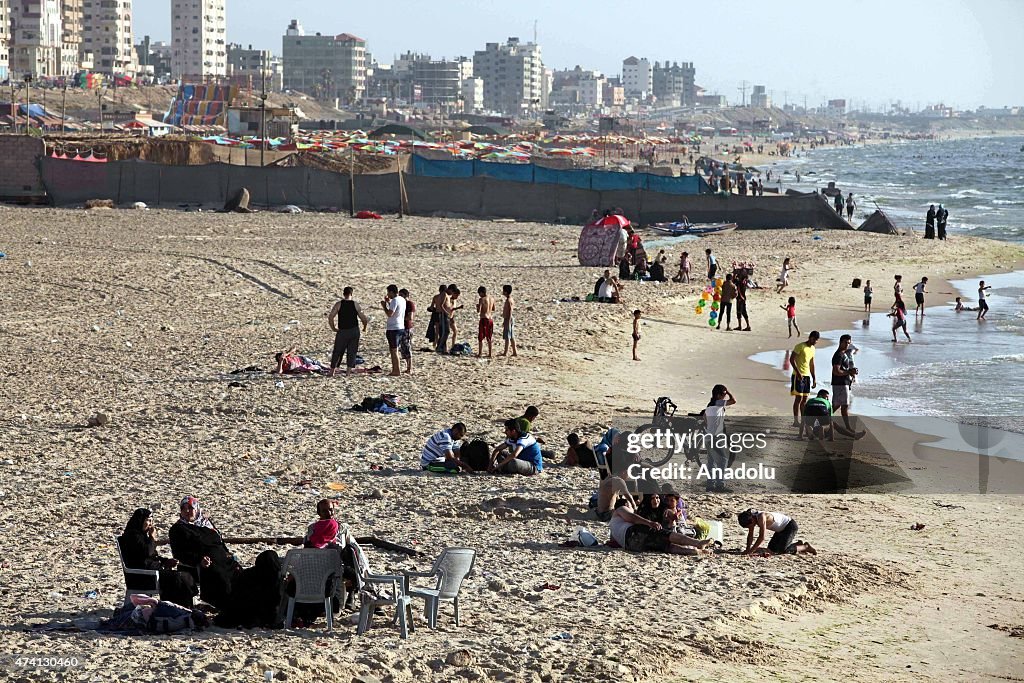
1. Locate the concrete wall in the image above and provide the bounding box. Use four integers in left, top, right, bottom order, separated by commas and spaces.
0, 135, 47, 199
38, 157, 852, 229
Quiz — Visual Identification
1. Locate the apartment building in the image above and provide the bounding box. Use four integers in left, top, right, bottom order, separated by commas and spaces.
622, 56, 651, 99
472, 37, 544, 115
171, 0, 227, 80
82, 0, 136, 75
652, 61, 695, 106
282, 20, 366, 104
9, 0, 62, 78
750, 84, 771, 108
0, 0, 9, 81
58, 0, 82, 75
227, 43, 283, 91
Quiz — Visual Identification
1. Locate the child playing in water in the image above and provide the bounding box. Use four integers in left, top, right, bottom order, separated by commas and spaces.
888, 300, 911, 343
781, 296, 799, 337
863, 280, 873, 313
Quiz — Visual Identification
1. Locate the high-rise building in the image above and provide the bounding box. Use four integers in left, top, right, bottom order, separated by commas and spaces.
282, 20, 367, 104
0, 1, 10, 81
82, 0, 136, 75
472, 37, 544, 115
750, 85, 771, 108
9, 0, 62, 78
410, 55, 471, 109
652, 61, 695, 106
622, 56, 652, 99
171, 0, 227, 80
56, 0, 82, 75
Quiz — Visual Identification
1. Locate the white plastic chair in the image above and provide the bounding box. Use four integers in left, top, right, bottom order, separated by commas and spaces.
282, 548, 344, 632
115, 535, 160, 608
357, 574, 413, 639
402, 547, 476, 629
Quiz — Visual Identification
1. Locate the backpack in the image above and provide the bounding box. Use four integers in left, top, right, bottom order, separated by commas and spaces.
460, 440, 491, 472
146, 601, 209, 633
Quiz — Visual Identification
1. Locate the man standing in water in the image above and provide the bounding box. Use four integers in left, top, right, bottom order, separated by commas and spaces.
913, 277, 929, 317
789, 331, 820, 427
845, 192, 856, 220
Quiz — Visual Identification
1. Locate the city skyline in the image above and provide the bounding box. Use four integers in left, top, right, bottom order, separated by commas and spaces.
133, 0, 1023, 110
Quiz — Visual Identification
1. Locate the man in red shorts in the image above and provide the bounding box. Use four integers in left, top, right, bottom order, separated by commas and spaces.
476, 286, 496, 358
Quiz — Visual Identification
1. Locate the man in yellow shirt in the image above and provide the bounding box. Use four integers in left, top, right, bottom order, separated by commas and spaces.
789, 331, 820, 427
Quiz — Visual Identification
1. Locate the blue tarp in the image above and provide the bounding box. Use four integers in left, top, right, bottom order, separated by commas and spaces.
412, 154, 709, 195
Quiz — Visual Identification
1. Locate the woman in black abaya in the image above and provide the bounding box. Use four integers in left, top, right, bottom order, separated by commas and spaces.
118, 508, 198, 607
168, 495, 241, 609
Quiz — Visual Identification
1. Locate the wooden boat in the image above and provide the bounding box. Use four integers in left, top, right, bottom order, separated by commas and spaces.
647, 222, 737, 236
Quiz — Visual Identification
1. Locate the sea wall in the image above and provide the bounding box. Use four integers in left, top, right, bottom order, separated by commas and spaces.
38, 157, 852, 229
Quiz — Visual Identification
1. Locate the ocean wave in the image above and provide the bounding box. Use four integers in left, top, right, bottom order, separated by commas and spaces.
992, 199, 1023, 205
950, 189, 992, 199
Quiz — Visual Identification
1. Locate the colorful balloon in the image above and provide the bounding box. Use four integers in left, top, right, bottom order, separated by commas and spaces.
711, 302, 720, 310
715, 279, 723, 287
701, 293, 710, 301
694, 306, 702, 314
708, 319, 717, 326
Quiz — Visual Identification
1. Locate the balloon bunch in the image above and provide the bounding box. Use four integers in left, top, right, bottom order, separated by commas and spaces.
695, 279, 724, 327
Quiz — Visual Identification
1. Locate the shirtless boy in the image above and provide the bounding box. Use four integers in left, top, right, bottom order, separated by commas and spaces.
476, 286, 496, 357
499, 284, 517, 357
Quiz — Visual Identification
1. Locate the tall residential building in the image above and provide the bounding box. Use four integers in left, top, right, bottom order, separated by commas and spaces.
622, 56, 652, 99
549, 66, 605, 111
171, 0, 226, 80
0, 0, 9, 81
58, 0, 81, 75
9, 0, 62, 78
282, 20, 367, 104
82, 0, 136, 75
410, 55, 472, 109
652, 61, 695, 106
472, 37, 544, 115
750, 84, 771, 108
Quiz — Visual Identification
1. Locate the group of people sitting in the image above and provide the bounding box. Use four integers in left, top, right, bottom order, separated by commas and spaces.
588, 430, 816, 556
420, 406, 549, 475
117, 496, 366, 627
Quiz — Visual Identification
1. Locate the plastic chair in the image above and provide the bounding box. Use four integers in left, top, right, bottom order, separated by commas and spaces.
115, 535, 160, 608
281, 548, 343, 632
357, 574, 413, 639
402, 547, 476, 629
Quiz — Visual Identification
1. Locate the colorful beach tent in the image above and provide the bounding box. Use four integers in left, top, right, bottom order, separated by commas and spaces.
578, 214, 630, 267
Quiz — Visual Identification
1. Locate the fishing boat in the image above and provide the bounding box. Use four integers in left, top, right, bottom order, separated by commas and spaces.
647, 222, 737, 236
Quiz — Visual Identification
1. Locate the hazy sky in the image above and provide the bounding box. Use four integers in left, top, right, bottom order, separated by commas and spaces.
140, 0, 1022, 110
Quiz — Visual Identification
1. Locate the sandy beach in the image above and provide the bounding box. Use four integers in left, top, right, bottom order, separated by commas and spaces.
1, 206, 1023, 682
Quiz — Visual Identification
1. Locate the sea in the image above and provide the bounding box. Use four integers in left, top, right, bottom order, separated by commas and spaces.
751, 135, 1024, 432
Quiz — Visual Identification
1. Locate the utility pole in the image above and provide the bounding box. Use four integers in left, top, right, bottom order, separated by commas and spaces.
97, 88, 104, 132
260, 53, 268, 167
24, 75, 33, 134
737, 80, 749, 108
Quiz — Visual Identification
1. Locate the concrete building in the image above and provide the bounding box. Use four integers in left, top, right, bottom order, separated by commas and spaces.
652, 61, 695, 106
622, 56, 651, 99
135, 36, 172, 81
549, 66, 605, 111
9, 0, 62, 78
750, 84, 771, 108
0, 0, 9, 82
282, 19, 367, 104
82, 0, 136, 75
58, 0, 82, 76
462, 76, 483, 112
171, 0, 227, 81
411, 56, 470, 110
603, 80, 625, 108
228, 43, 282, 91
826, 98, 846, 117
473, 37, 545, 115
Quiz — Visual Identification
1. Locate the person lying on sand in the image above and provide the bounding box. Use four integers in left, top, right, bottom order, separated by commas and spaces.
737, 508, 816, 555
610, 502, 713, 555
275, 347, 329, 375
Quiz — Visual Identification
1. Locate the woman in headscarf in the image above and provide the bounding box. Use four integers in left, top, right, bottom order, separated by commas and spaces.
168, 496, 241, 609
214, 550, 284, 629
118, 508, 199, 608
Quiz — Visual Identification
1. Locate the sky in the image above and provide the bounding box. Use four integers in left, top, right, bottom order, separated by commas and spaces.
138, 0, 1023, 110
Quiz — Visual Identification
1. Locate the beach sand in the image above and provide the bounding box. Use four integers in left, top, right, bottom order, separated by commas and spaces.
1, 206, 1022, 682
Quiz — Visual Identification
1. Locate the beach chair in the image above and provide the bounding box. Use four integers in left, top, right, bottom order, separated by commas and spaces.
357, 573, 414, 639
402, 547, 476, 629
281, 548, 344, 632
114, 535, 159, 608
